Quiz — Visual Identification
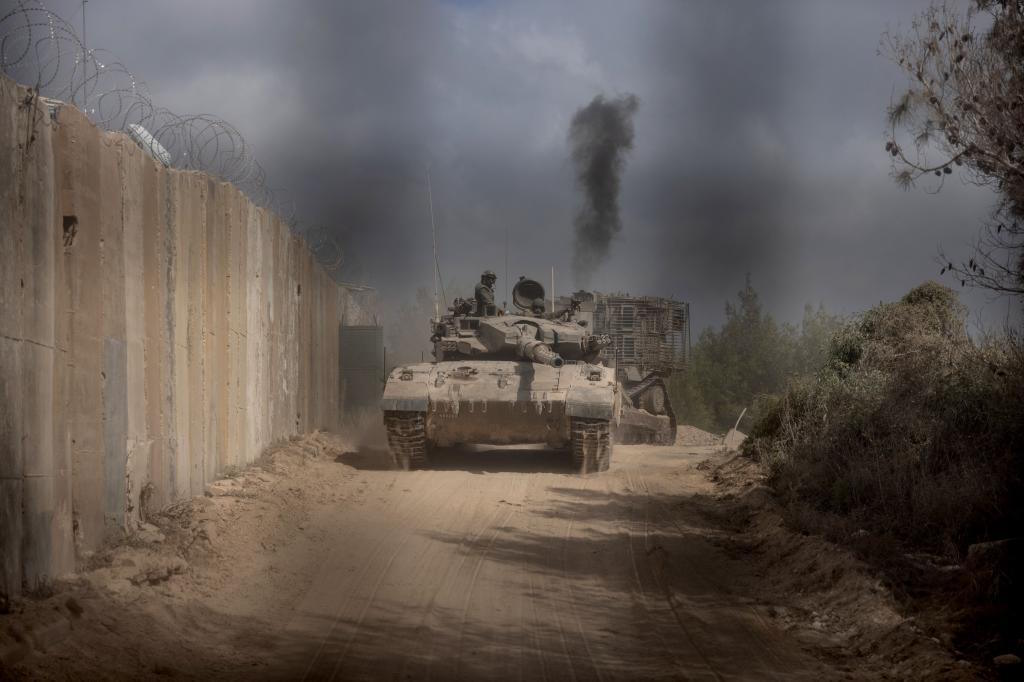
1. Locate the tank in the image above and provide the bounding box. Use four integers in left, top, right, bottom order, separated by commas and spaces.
380, 277, 617, 472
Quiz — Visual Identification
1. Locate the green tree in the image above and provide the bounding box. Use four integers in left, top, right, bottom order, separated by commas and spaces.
670, 277, 841, 433
794, 302, 842, 372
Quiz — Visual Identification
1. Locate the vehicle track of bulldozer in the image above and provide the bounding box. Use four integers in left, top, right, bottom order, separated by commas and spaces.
619, 375, 677, 445
384, 411, 430, 470
571, 418, 612, 473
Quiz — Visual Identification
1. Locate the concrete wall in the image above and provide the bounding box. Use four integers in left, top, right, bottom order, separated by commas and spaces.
0, 76, 366, 599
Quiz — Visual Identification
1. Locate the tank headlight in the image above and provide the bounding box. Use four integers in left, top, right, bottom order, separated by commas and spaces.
400, 370, 414, 381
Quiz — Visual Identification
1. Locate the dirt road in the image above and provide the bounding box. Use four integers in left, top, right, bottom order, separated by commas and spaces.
7, 436, 893, 681
270, 442, 829, 681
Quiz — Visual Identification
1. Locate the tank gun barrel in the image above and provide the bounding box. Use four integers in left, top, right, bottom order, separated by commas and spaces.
517, 338, 564, 367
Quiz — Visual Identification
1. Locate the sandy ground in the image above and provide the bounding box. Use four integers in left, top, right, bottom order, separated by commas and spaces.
2, 429, 974, 681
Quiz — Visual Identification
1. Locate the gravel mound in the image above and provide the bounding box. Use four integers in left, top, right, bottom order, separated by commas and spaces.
675, 425, 722, 446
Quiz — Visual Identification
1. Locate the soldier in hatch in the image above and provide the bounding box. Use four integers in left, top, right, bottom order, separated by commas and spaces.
475, 270, 497, 315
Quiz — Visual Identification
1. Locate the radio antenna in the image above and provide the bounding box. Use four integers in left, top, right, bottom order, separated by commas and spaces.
504, 225, 509, 311
426, 165, 440, 319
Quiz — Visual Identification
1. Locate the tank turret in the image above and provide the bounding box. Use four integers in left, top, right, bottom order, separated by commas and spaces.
431, 278, 610, 365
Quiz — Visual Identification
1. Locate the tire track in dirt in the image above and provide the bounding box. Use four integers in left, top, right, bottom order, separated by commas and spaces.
560, 476, 605, 682
394, 484, 518, 679
298, 472, 456, 680
447, 474, 528, 680
627, 465, 815, 680
622, 467, 725, 681
324, 483, 481, 679
328, 471, 505, 681
522, 473, 606, 682
519, 488, 551, 682
610, 471, 693, 677
634, 469, 785, 658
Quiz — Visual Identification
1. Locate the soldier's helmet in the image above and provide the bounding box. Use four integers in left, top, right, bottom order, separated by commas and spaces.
531, 297, 546, 314
482, 270, 497, 283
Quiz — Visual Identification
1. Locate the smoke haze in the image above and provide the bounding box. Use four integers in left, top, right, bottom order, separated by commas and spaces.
569, 94, 639, 288
24, 0, 1018, 339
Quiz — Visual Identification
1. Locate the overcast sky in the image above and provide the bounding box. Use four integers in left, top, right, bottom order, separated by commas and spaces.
9, 0, 1019, 332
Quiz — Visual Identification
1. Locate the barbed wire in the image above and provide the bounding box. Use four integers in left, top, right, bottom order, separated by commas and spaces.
0, 0, 344, 278
299, 224, 345, 274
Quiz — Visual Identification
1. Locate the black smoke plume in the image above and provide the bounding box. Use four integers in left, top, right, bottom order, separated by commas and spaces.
568, 93, 639, 287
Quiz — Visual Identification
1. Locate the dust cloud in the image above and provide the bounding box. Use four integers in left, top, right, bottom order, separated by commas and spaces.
340, 408, 389, 451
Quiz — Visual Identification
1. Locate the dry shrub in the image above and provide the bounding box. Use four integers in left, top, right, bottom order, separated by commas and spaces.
744, 282, 1024, 565
744, 283, 1024, 658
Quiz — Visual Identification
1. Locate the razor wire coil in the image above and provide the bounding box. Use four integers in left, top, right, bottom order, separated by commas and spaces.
0, 0, 343, 276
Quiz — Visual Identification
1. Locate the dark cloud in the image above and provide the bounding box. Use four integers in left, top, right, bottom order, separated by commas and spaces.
15, 0, 1016, 343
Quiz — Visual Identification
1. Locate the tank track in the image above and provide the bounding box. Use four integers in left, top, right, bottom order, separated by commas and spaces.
383, 411, 430, 470
570, 418, 612, 473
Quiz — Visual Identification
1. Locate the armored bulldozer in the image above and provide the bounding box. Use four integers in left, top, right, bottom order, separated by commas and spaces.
380, 278, 617, 473
555, 291, 690, 445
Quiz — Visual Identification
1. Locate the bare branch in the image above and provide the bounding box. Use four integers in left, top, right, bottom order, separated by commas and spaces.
883, 1, 1024, 299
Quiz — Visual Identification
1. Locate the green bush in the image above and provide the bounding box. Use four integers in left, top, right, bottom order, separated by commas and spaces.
743, 282, 1024, 559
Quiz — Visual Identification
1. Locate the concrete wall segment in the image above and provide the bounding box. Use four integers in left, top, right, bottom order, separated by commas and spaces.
100, 131, 128, 538
0, 76, 25, 343
142, 156, 168, 512
49, 91, 75, 582
185, 173, 207, 497
0, 477, 22, 601
20, 344, 54, 589
206, 180, 230, 477
120, 141, 149, 528
0, 73, 371, 599
244, 205, 264, 461
226, 188, 248, 470
60, 102, 106, 556
0, 338, 24, 599
160, 167, 179, 509
171, 172, 190, 501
